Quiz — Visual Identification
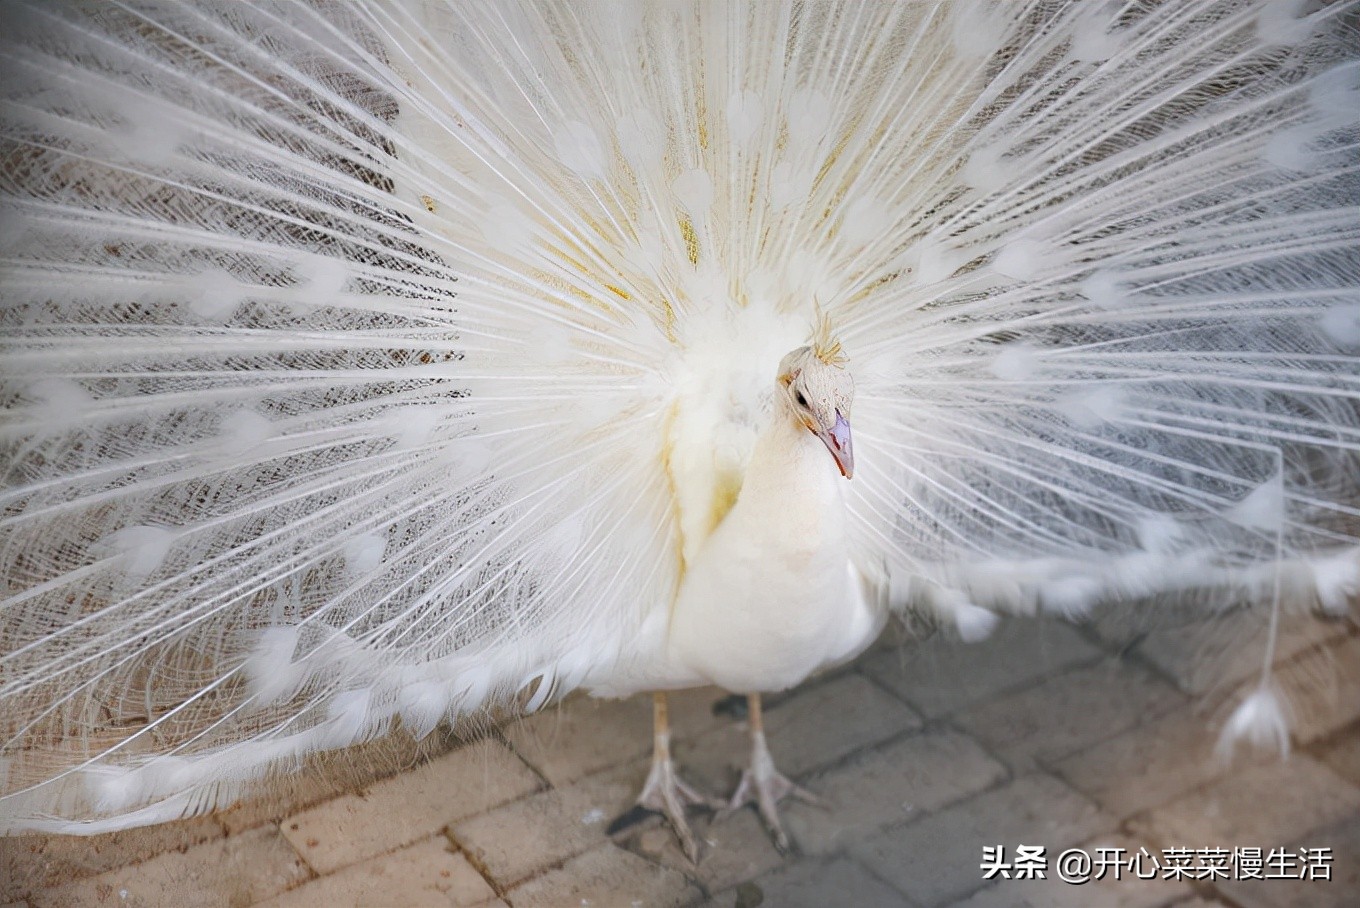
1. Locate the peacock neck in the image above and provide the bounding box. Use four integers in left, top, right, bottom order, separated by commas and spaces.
737, 398, 847, 516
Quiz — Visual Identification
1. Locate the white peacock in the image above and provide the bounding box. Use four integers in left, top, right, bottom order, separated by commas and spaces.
2, 0, 1358, 862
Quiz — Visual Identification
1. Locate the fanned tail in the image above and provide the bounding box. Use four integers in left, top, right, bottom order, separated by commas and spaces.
1, 1, 684, 832
1, 0, 1357, 833
831, 0, 1360, 755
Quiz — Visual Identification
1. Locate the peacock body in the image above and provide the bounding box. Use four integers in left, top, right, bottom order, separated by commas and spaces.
2, 0, 1358, 835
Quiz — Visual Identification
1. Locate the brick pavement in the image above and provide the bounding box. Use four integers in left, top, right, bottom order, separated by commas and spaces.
2, 610, 1356, 908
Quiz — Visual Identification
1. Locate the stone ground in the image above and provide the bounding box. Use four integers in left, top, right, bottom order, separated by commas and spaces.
3, 606, 1357, 908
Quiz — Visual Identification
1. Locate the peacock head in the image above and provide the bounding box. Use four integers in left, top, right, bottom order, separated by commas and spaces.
777, 345, 854, 480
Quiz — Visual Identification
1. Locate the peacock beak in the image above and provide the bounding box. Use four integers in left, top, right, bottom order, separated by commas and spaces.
818, 411, 854, 479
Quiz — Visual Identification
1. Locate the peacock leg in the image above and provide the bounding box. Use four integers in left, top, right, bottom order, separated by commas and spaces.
617, 691, 721, 863
724, 692, 822, 852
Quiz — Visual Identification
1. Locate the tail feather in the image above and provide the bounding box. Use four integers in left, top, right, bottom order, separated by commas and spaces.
2, 0, 1358, 832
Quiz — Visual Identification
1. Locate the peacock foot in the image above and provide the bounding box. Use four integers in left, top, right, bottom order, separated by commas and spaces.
721, 731, 822, 853
609, 753, 722, 863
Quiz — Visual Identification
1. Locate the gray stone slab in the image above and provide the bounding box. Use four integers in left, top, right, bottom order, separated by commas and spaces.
505, 843, 701, 908
30, 826, 310, 908
1272, 634, 1360, 746
452, 761, 641, 887
0, 814, 225, 903
1134, 611, 1346, 697
504, 687, 726, 788
280, 739, 541, 875
862, 620, 1102, 718
1130, 756, 1360, 848
784, 730, 1008, 856
953, 660, 1185, 771
635, 808, 785, 897
258, 836, 495, 908
1217, 814, 1360, 908
853, 773, 1114, 907
719, 856, 912, 908
680, 673, 922, 795
1315, 726, 1360, 788
1053, 704, 1262, 818
943, 834, 1192, 908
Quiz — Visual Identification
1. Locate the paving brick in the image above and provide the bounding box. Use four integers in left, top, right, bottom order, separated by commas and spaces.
626, 806, 784, 896
1130, 756, 1360, 849
1053, 704, 1263, 818
861, 619, 1102, 718
0, 815, 224, 903
217, 729, 456, 834
852, 773, 1114, 907
871, 616, 924, 651
503, 687, 726, 788
12, 616, 1359, 907
451, 761, 640, 887
717, 856, 910, 908
943, 834, 1192, 908
280, 739, 541, 875
29, 826, 310, 908
1089, 597, 1213, 650
1314, 725, 1360, 787
784, 730, 1007, 856
1134, 611, 1346, 696
953, 660, 1185, 771
1058, 633, 1360, 817
1216, 815, 1359, 908
258, 836, 494, 908
678, 673, 922, 794
1271, 634, 1360, 746
504, 843, 701, 907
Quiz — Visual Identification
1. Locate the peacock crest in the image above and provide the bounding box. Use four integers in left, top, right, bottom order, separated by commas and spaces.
810, 306, 847, 368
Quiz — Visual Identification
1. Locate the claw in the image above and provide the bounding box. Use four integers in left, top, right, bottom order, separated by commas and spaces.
631, 753, 721, 862
618, 692, 721, 864
718, 693, 822, 853
722, 741, 819, 851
